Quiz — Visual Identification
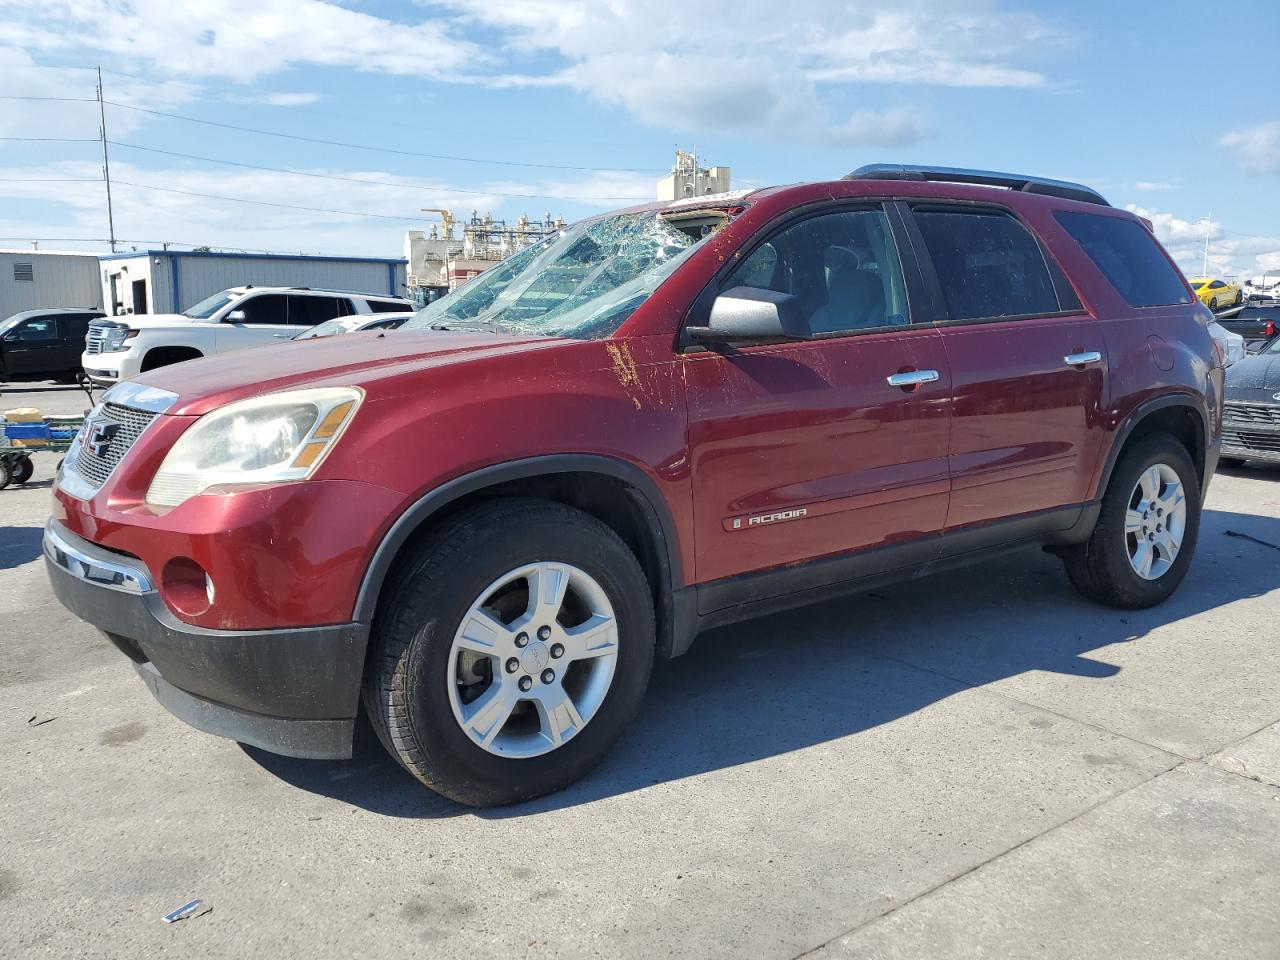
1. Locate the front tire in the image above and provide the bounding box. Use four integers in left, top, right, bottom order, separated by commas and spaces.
1063, 434, 1200, 608
362, 498, 655, 806
11, 456, 33, 485
1209, 297, 1219, 311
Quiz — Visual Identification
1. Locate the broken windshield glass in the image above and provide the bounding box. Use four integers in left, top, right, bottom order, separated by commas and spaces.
403, 207, 738, 340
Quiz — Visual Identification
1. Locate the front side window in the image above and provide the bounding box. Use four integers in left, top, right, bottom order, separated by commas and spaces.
11, 317, 56, 340
724, 207, 909, 335
913, 209, 1060, 321
1055, 211, 1193, 308
404, 206, 744, 340
234, 294, 289, 325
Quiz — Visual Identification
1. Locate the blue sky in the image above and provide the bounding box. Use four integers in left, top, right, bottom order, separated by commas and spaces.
1, 0, 1277, 278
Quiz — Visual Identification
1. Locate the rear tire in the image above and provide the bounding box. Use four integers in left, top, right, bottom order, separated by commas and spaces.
1063, 434, 1200, 608
362, 498, 655, 806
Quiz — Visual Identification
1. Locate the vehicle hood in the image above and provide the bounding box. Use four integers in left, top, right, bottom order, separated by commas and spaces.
131, 328, 567, 416
109, 312, 209, 329
1225, 353, 1280, 400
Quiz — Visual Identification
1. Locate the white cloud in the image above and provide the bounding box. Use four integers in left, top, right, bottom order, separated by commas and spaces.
233, 92, 324, 107
444, 0, 1059, 140
1127, 203, 1280, 281
0, 0, 481, 81
1221, 121, 1280, 175
0, 158, 654, 255
1133, 181, 1171, 191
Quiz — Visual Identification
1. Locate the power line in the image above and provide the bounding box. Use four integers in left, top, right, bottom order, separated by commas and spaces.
0, 95, 97, 103
108, 141, 649, 201
0, 136, 99, 143
102, 100, 664, 173
113, 178, 422, 221
0, 177, 103, 183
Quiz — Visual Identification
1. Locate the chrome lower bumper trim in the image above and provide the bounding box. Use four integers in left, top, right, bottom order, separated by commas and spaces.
42, 519, 154, 594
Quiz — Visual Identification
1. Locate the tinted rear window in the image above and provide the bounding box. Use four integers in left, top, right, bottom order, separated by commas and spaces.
912, 210, 1061, 321
1054, 211, 1191, 308
368, 299, 409, 313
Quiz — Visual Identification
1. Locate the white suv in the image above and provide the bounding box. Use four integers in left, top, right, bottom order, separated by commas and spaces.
82, 286, 411, 384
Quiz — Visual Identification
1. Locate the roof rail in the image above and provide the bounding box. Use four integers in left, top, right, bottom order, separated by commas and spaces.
844, 163, 1109, 207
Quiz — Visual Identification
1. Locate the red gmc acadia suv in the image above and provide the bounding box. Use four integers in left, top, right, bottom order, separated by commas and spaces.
45, 165, 1225, 806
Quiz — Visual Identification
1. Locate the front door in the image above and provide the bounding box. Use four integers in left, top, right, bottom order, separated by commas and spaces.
683, 205, 952, 600
216, 293, 294, 351
3, 314, 61, 376
905, 204, 1107, 532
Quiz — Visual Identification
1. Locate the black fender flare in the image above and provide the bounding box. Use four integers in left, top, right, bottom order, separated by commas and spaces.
352, 454, 696, 656
1094, 394, 1210, 499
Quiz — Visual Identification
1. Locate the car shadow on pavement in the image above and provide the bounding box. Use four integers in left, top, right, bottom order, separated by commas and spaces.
0, 525, 44, 570
244, 508, 1280, 819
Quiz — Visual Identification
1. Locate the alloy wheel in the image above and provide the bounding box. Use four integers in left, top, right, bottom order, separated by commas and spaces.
1125, 463, 1187, 580
447, 561, 619, 758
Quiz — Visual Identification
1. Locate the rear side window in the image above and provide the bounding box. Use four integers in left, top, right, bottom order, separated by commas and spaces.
289, 295, 349, 326
1054, 211, 1191, 308
913, 209, 1062, 321
367, 299, 408, 313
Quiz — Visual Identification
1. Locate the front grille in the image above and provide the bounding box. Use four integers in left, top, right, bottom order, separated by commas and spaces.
1224, 429, 1280, 453
85, 330, 103, 355
1224, 402, 1280, 426
72, 402, 159, 489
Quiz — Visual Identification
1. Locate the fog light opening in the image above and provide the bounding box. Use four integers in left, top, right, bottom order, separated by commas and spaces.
160, 557, 214, 619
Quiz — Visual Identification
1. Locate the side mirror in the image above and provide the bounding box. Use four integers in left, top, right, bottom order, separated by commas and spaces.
687, 286, 808, 343
226, 309, 247, 323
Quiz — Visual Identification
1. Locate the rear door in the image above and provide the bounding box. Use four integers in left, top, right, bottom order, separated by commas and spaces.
904, 203, 1107, 535
287, 294, 352, 331
56, 313, 94, 369
682, 202, 952, 594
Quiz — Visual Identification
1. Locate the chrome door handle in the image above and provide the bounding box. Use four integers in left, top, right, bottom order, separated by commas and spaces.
1063, 351, 1102, 366
886, 369, 940, 388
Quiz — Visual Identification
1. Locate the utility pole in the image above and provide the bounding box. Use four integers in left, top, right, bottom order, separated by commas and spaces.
96, 66, 117, 253
1202, 211, 1211, 278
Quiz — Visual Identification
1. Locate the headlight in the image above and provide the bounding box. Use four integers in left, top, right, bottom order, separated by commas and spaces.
145, 387, 363, 507
103, 326, 138, 352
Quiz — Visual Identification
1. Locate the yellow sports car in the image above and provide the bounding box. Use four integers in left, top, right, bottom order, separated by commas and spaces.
1187, 277, 1242, 310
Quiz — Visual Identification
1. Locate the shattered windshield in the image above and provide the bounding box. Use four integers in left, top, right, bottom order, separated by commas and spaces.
404, 208, 735, 340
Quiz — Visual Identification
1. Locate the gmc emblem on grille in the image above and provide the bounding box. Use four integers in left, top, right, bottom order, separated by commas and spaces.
85, 418, 121, 457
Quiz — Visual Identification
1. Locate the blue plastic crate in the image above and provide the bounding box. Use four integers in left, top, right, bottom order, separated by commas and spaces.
3, 423, 51, 440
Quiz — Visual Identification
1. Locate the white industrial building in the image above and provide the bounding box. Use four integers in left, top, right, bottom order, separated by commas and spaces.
405, 210, 564, 306
656, 149, 731, 202
99, 250, 409, 316
0, 249, 103, 319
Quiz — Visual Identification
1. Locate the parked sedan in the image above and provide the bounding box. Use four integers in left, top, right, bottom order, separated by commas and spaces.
0, 308, 104, 382
1216, 305, 1278, 346
1244, 272, 1280, 302
291, 312, 414, 340
1220, 336, 1280, 466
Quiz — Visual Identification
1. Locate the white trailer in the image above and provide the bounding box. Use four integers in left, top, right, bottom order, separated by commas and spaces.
0, 249, 103, 320
99, 250, 408, 316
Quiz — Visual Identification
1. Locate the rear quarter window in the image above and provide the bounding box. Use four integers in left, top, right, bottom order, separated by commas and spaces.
912, 209, 1064, 321
1054, 211, 1192, 308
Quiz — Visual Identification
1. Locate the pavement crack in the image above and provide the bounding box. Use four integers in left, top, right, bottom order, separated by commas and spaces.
791, 760, 1188, 960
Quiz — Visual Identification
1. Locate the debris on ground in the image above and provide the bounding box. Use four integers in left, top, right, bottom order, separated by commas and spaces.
163, 899, 212, 924
1225, 529, 1280, 551
26, 715, 56, 727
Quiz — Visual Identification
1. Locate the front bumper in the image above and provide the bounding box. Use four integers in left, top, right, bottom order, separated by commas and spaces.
44, 519, 365, 759
80, 349, 138, 384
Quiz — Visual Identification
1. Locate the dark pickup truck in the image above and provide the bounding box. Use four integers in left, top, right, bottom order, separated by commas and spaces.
1216, 305, 1278, 347
1, 308, 104, 382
